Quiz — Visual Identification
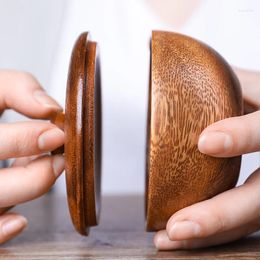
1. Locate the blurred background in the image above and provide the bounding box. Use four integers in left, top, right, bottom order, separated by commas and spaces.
0, 0, 259, 195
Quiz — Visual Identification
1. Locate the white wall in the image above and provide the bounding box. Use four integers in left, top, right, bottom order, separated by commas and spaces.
0, 0, 66, 87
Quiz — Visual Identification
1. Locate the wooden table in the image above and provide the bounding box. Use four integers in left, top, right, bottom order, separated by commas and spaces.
0, 193, 260, 259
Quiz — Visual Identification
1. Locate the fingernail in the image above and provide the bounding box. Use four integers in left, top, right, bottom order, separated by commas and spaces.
169, 221, 201, 240
52, 155, 65, 177
2, 216, 28, 236
38, 128, 64, 150
33, 90, 62, 110
198, 132, 232, 155
154, 231, 182, 250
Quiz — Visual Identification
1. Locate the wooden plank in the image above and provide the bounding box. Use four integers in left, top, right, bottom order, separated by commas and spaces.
0, 194, 259, 259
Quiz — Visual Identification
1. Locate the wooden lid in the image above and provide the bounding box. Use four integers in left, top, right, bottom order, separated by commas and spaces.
145, 31, 243, 231
65, 32, 102, 235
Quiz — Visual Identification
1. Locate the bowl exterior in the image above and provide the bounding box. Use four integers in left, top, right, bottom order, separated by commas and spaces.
146, 31, 243, 231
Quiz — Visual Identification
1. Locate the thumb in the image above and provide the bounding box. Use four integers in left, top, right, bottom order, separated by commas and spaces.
198, 111, 260, 157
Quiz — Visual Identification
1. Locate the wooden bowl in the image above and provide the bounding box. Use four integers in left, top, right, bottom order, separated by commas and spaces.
145, 31, 243, 231
52, 32, 102, 235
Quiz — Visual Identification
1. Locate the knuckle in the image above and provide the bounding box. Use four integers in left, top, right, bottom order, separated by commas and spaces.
203, 205, 226, 234
213, 211, 226, 232
18, 72, 41, 90
195, 206, 226, 236
19, 71, 37, 83
13, 128, 36, 155
25, 159, 56, 197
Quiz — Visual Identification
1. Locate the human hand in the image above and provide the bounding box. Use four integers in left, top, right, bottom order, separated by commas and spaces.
0, 70, 64, 244
154, 68, 260, 250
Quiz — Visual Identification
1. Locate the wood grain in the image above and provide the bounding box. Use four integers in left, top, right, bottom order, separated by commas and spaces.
65, 32, 101, 235
83, 36, 102, 228
146, 31, 243, 231
2, 194, 260, 259
65, 32, 86, 235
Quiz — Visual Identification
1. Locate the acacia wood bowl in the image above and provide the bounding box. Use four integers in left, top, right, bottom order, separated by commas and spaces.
145, 31, 243, 231
4, 30, 240, 235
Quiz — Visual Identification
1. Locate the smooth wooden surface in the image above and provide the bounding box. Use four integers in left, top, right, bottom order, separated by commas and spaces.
146, 31, 243, 230
1, 193, 260, 259
51, 112, 65, 154
83, 37, 101, 229
65, 31, 87, 235
65, 32, 101, 235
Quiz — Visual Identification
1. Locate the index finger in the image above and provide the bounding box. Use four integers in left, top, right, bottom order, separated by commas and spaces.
0, 70, 62, 119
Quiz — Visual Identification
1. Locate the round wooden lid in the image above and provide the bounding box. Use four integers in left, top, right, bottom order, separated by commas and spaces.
65, 32, 102, 235
145, 31, 242, 231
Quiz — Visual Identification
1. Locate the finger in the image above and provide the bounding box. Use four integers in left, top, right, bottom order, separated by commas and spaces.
11, 155, 40, 167
0, 70, 62, 118
198, 111, 260, 157
165, 168, 260, 241
2, 156, 50, 216
155, 221, 259, 250
0, 213, 27, 244
0, 121, 64, 160
233, 67, 260, 110
0, 155, 64, 207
